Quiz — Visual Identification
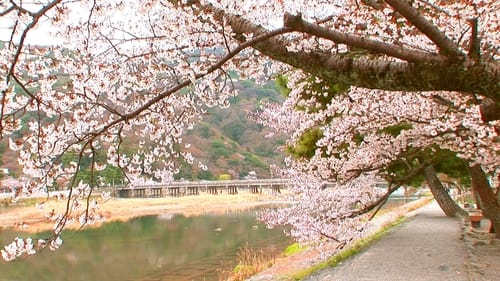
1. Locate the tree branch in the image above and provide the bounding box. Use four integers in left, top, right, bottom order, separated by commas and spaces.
6, 0, 63, 80
384, 0, 463, 59
350, 160, 430, 218
479, 98, 500, 122
0, 5, 15, 17
467, 17, 481, 62
82, 25, 294, 145
202, 4, 499, 101
283, 13, 447, 64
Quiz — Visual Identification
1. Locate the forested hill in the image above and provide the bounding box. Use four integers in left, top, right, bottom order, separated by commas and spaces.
177, 79, 286, 180
0, 79, 286, 181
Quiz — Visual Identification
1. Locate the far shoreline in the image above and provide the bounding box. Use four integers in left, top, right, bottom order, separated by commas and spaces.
0, 192, 287, 233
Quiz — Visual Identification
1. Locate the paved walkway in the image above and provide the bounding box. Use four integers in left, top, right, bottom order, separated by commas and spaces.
303, 201, 468, 281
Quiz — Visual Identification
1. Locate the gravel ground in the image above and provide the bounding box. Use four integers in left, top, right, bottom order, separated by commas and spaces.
463, 218, 500, 281
303, 201, 468, 281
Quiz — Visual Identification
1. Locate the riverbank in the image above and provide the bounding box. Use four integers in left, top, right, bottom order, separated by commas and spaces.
0, 192, 284, 233
248, 197, 434, 281
249, 197, 500, 281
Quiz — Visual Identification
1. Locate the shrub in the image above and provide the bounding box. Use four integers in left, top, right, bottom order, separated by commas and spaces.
284, 242, 307, 256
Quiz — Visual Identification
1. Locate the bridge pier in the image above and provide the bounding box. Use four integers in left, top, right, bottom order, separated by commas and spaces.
250, 185, 261, 194
134, 188, 146, 198
186, 186, 199, 195
272, 185, 281, 194
228, 186, 238, 194
149, 188, 162, 198
207, 186, 218, 194
168, 187, 181, 197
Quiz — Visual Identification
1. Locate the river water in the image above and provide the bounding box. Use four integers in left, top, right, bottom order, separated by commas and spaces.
0, 209, 291, 281
0, 197, 418, 280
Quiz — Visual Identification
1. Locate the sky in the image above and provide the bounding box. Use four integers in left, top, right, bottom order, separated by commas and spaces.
0, 1, 63, 45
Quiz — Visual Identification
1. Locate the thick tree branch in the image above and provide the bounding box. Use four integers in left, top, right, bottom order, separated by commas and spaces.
202, 4, 499, 102
467, 18, 481, 62
384, 0, 463, 59
283, 13, 447, 64
480, 98, 500, 122
425, 165, 466, 217
269, 44, 497, 98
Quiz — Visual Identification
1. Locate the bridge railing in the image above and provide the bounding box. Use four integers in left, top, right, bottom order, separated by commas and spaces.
112, 179, 292, 198
124, 179, 289, 189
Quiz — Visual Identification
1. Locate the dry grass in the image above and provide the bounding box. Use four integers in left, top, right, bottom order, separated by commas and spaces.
219, 245, 278, 281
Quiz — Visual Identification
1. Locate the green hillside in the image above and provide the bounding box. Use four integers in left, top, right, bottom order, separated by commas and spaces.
176, 80, 286, 180
0, 79, 286, 182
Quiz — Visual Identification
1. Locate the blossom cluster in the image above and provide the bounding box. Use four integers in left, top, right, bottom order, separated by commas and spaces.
260, 71, 498, 180
1, 236, 62, 261
261, 172, 382, 244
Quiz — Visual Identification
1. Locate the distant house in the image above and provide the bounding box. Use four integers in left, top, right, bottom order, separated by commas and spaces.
244, 171, 258, 180
0, 168, 9, 175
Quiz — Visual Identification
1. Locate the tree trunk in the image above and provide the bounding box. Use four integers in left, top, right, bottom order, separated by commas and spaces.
468, 165, 500, 237
425, 165, 467, 217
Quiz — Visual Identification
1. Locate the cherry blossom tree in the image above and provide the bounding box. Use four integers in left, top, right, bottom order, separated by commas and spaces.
0, 0, 498, 259
257, 75, 498, 241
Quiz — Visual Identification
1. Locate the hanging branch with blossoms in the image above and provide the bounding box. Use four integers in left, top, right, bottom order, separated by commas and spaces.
0, 0, 294, 259
256, 70, 498, 243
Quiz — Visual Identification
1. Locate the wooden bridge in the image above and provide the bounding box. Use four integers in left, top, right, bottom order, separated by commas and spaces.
114, 179, 291, 198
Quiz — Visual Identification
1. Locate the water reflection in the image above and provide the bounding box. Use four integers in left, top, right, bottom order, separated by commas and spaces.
0, 210, 290, 281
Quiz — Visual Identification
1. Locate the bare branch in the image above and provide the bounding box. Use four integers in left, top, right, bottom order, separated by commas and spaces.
86, 26, 294, 142
7, 0, 63, 80
2, 1, 62, 137
85, 0, 98, 50
0, 5, 15, 17
351, 160, 430, 218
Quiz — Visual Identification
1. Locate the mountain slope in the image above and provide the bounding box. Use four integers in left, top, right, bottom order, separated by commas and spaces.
176, 80, 286, 180
0, 79, 286, 181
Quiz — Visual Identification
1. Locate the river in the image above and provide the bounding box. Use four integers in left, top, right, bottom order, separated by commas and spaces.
0, 209, 291, 281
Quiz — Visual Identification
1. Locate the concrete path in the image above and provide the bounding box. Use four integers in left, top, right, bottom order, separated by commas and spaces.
303, 201, 468, 281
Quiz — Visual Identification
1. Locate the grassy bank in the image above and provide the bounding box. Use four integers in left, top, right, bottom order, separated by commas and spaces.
220, 246, 278, 281
290, 216, 407, 280
221, 242, 309, 281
